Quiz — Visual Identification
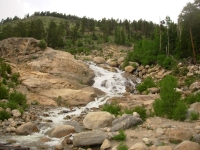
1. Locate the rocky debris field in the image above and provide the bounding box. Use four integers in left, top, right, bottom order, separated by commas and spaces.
0, 38, 200, 150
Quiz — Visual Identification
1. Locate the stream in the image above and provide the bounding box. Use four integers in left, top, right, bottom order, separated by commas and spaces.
0, 62, 138, 149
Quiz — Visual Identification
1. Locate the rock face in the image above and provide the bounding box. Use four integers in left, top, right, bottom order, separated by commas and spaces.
73, 130, 108, 147
83, 112, 114, 129
16, 122, 39, 135
49, 125, 76, 138
0, 38, 96, 106
111, 114, 143, 132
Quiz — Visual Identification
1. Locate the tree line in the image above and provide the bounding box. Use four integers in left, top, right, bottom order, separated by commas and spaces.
0, 0, 200, 64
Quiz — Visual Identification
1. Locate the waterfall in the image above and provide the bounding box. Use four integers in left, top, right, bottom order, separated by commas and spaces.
0, 62, 137, 149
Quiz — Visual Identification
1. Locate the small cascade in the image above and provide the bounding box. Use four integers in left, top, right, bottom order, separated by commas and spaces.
0, 62, 138, 149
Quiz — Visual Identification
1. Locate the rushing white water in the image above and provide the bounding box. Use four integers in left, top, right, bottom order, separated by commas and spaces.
0, 62, 137, 149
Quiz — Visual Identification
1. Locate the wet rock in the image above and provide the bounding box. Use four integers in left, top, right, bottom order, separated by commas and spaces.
93, 57, 106, 64
73, 130, 108, 147
174, 140, 200, 150
110, 114, 143, 132
49, 125, 76, 138
16, 122, 39, 135
125, 66, 135, 73
83, 112, 114, 129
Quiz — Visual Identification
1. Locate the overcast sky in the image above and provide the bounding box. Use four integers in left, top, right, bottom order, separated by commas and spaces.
0, 0, 194, 24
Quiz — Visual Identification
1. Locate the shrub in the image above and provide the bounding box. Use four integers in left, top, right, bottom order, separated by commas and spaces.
190, 111, 199, 121
0, 83, 9, 99
183, 92, 200, 104
132, 105, 147, 121
6, 64, 12, 74
172, 101, 187, 121
153, 75, 181, 119
153, 98, 165, 117
9, 91, 27, 106
117, 143, 128, 150
102, 102, 121, 116
0, 110, 11, 120
136, 77, 156, 93
0, 102, 6, 109
11, 72, 20, 84
38, 39, 47, 49
113, 130, 126, 141
6, 101, 18, 110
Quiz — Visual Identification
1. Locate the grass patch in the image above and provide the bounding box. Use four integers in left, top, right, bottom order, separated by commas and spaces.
102, 101, 121, 116
113, 130, 126, 141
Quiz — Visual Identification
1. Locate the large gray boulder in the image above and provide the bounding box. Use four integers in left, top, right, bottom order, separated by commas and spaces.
73, 130, 108, 147
111, 114, 143, 132
16, 122, 39, 135
83, 112, 114, 129
49, 125, 76, 138
110, 114, 143, 132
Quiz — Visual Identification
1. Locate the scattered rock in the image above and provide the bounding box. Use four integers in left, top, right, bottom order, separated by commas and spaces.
73, 130, 108, 147
16, 122, 39, 135
111, 114, 143, 132
49, 125, 76, 138
174, 140, 200, 150
83, 112, 114, 129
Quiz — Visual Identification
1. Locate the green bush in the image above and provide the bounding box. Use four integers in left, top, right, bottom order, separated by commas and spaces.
6, 65, 12, 74
190, 111, 199, 121
6, 101, 18, 110
136, 77, 156, 93
0, 83, 9, 99
172, 101, 187, 121
9, 91, 27, 106
0, 110, 11, 120
113, 130, 126, 141
132, 105, 147, 121
11, 72, 20, 84
183, 93, 200, 104
0, 102, 6, 109
117, 143, 128, 150
153, 75, 181, 119
38, 39, 47, 49
102, 102, 121, 116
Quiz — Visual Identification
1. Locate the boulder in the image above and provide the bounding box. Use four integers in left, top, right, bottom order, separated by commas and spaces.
83, 112, 114, 129
93, 57, 106, 64
129, 142, 148, 150
100, 139, 111, 150
174, 140, 200, 150
40, 89, 97, 106
193, 134, 200, 144
73, 130, 108, 147
16, 122, 39, 135
157, 146, 173, 150
168, 128, 193, 143
110, 114, 143, 132
49, 125, 76, 138
125, 66, 135, 73
190, 102, 200, 114
189, 82, 200, 91
147, 87, 160, 94
11, 109, 21, 118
